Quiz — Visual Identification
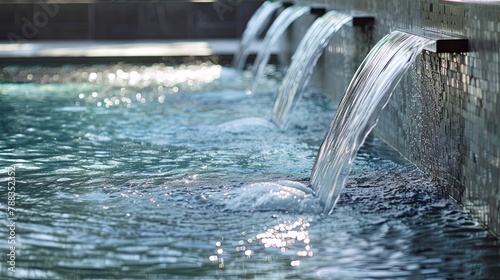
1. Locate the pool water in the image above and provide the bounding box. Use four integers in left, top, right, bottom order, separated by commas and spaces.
0, 63, 499, 279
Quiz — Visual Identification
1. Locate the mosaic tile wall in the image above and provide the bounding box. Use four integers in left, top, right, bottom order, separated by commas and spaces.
288, 0, 500, 237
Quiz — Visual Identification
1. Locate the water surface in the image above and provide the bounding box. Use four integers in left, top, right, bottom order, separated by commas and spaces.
0, 63, 499, 279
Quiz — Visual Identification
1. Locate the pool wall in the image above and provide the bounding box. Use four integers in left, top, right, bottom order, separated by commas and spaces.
285, 0, 500, 237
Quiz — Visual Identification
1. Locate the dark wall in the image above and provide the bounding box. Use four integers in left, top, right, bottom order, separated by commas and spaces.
0, 1, 264, 41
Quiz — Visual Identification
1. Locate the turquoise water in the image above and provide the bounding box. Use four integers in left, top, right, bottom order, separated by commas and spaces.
0, 63, 499, 279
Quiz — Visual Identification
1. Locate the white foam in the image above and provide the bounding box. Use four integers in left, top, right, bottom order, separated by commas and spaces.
214, 117, 276, 134
225, 180, 321, 213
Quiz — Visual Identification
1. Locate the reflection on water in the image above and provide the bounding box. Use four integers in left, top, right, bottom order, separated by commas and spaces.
0, 63, 499, 279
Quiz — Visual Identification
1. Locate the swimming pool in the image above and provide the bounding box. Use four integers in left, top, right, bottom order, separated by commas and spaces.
0, 63, 499, 279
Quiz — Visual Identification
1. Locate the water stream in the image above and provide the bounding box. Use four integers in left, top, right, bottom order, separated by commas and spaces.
232, 1, 282, 70
245, 4, 310, 94
310, 30, 435, 214
272, 10, 352, 129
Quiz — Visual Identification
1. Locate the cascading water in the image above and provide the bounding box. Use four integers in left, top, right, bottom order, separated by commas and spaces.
2, 39, 500, 279
272, 10, 352, 129
310, 31, 435, 214
245, 4, 310, 94
232, 1, 282, 70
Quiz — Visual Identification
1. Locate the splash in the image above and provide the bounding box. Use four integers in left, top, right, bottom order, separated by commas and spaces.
225, 181, 321, 213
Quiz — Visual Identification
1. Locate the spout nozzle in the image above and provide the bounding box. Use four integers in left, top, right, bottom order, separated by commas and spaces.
282, 1, 294, 8
399, 29, 469, 53
351, 16, 375, 27
310, 7, 327, 16
428, 39, 469, 53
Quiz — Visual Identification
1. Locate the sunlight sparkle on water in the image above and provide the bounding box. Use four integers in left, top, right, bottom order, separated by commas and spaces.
256, 217, 313, 258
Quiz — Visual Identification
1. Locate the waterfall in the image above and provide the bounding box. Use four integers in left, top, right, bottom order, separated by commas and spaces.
245, 4, 310, 95
272, 11, 352, 129
232, 1, 282, 70
310, 31, 435, 214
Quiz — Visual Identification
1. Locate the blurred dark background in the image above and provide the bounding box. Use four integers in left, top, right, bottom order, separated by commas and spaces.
0, 0, 265, 41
